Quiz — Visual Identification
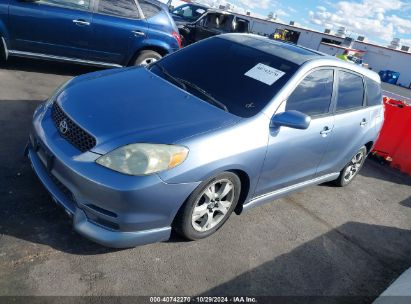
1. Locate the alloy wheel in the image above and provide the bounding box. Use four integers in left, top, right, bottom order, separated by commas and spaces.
191, 179, 235, 232
343, 151, 364, 182
140, 57, 158, 66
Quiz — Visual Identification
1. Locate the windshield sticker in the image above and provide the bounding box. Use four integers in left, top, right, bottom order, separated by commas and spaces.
245, 63, 285, 86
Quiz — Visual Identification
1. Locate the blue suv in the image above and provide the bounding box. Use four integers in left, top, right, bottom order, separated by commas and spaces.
0, 0, 182, 67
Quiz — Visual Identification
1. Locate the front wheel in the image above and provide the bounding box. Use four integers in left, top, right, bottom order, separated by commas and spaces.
334, 146, 367, 187
174, 172, 241, 241
133, 50, 162, 66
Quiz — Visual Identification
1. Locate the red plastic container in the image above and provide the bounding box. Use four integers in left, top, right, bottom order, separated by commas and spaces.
373, 97, 411, 175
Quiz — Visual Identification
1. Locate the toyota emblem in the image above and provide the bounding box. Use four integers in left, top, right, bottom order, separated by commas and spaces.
59, 120, 69, 134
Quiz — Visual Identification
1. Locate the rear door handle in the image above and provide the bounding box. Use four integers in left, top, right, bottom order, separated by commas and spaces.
320, 126, 332, 137
360, 119, 368, 127
73, 19, 90, 26
132, 30, 146, 37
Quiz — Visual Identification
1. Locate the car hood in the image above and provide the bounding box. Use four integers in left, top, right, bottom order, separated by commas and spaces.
57, 67, 240, 154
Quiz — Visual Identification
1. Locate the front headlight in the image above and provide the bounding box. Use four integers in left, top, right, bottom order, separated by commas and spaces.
96, 144, 189, 176
45, 78, 74, 108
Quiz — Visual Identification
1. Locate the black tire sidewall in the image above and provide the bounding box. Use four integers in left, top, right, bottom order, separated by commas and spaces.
177, 172, 241, 240
133, 50, 162, 66
0, 37, 6, 62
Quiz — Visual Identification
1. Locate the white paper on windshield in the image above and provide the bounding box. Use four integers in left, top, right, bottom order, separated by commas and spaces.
245, 63, 285, 86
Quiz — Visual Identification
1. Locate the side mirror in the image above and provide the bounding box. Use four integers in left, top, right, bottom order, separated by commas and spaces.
270, 110, 311, 130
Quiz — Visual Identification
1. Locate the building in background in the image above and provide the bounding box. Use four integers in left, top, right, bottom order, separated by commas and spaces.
229, 12, 411, 88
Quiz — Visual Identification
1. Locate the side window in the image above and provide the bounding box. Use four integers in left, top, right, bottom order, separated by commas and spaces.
38, 0, 90, 10
139, 1, 162, 19
204, 14, 220, 28
286, 69, 334, 116
336, 70, 365, 111
365, 78, 383, 106
233, 18, 249, 33
98, 0, 140, 19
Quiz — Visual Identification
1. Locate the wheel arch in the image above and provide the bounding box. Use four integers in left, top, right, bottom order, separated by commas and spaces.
127, 44, 170, 66
0, 21, 9, 60
228, 169, 251, 215
364, 141, 374, 154
171, 168, 252, 228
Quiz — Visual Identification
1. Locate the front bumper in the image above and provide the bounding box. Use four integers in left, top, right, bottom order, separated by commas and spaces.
27, 104, 200, 248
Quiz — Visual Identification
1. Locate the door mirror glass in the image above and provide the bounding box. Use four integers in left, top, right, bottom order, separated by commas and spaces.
271, 110, 311, 130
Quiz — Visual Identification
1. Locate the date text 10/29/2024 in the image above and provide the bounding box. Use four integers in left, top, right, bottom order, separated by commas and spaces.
149, 297, 258, 303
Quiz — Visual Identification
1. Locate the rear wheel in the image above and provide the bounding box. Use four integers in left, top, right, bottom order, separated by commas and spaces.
174, 172, 241, 241
133, 50, 162, 66
334, 146, 367, 187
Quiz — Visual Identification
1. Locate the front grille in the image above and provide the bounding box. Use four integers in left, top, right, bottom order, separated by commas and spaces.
51, 102, 96, 153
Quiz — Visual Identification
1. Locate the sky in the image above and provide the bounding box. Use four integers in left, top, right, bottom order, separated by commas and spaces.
202, 0, 411, 46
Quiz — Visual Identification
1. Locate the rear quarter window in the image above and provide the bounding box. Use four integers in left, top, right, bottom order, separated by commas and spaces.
98, 0, 140, 19
336, 70, 365, 112
365, 78, 383, 106
139, 1, 162, 19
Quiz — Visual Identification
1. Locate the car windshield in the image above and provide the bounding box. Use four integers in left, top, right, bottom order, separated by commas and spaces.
172, 5, 207, 21
149, 37, 299, 118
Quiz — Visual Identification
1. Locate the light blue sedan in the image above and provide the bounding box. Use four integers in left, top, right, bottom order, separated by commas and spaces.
27, 34, 384, 248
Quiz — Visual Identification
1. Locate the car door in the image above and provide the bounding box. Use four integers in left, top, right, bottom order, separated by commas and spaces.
194, 13, 223, 41
318, 69, 370, 175
254, 69, 336, 197
90, 0, 148, 65
232, 17, 249, 33
8, 0, 93, 59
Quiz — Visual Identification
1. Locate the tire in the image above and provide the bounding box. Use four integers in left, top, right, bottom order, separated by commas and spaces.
132, 50, 162, 66
0, 37, 7, 63
174, 172, 241, 241
334, 146, 367, 187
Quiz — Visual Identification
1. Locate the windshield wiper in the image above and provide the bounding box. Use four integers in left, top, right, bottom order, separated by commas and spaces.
150, 62, 187, 91
150, 63, 228, 113
176, 78, 229, 112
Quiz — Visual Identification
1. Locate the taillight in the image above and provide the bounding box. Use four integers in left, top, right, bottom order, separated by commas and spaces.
172, 31, 183, 49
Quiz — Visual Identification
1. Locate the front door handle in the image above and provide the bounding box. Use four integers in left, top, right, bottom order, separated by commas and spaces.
360, 119, 368, 127
73, 19, 90, 26
132, 30, 146, 37
320, 126, 332, 137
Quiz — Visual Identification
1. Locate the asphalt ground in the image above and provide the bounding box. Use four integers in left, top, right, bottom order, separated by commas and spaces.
381, 83, 411, 104
0, 57, 411, 301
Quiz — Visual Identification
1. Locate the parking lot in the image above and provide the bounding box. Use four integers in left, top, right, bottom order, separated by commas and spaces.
0, 57, 411, 298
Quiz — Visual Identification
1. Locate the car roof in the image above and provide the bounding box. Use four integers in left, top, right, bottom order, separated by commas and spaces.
205, 9, 245, 16
219, 34, 380, 83
219, 34, 323, 65
176, 2, 210, 9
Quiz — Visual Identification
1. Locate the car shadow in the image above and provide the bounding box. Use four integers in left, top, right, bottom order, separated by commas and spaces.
320, 157, 411, 188
199, 222, 411, 300
1, 57, 104, 76
399, 197, 411, 209
0, 99, 119, 255
360, 157, 411, 186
